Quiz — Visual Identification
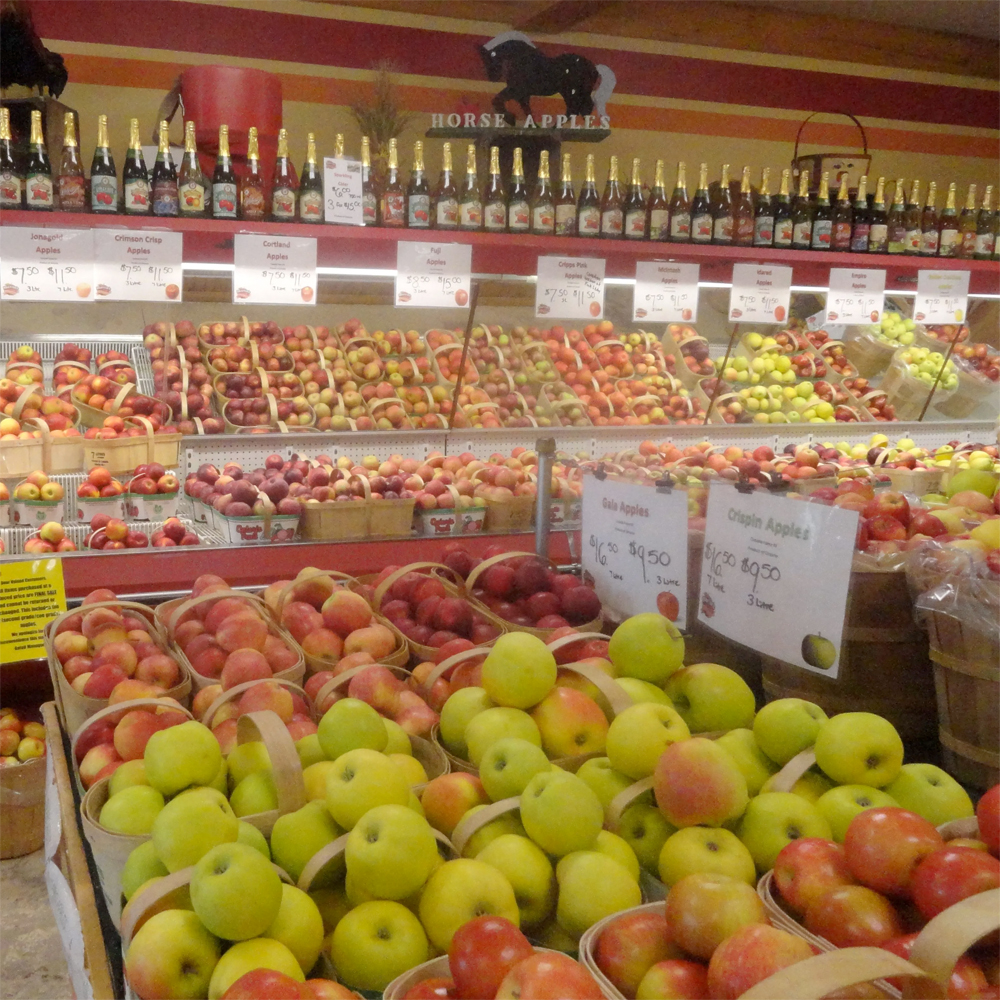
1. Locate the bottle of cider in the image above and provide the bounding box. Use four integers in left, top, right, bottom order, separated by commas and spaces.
975, 185, 997, 260
507, 147, 530, 232
433, 142, 458, 229
849, 175, 870, 252
791, 171, 813, 249
831, 174, 853, 251
379, 137, 405, 227
886, 179, 907, 254
211, 125, 238, 220
772, 168, 793, 247
958, 183, 979, 258
360, 136, 377, 225
690, 163, 712, 243
271, 128, 297, 222
919, 182, 939, 256
122, 117, 149, 215
151, 119, 178, 217
902, 180, 922, 254
576, 153, 600, 236
530, 149, 554, 235
298, 133, 323, 223
240, 126, 266, 221
599, 155, 624, 238
483, 145, 506, 232
733, 166, 754, 246
0, 107, 22, 208
555, 153, 576, 236
752, 167, 773, 247
667, 161, 691, 242
646, 159, 668, 240
177, 121, 207, 218
937, 182, 959, 257
810, 171, 832, 249
24, 109, 53, 211
334, 133, 344, 159
712, 163, 733, 244
867, 177, 888, 253
458, 143, 482, 230
623, 157, 647, 239
57, 112, 86, 211
407, 140, 430, 229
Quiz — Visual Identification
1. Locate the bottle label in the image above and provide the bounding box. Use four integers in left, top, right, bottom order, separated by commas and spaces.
241, 186, 266, 220
460, 200, 482, 228
153, 180, 179, 216
648, 208, 669, 240
960, 231, 977, 256
212, 181, 237, 218
774, 217, 793, 246
905, 228, 922, 253
811, 219, 832, 249
26, 173, 54, 208
179, 180, 206, 214
381, 192, 405, 225
691, 212, 712, 242
713, 216, 733, 242
362, 192, 378, 225
300, 189, 323, 221
868, 223, 888, 251
532, 204, 554, 233
555, 204, 576, 236
58, 174, 86, 210
792, 220, 812, 246
435, 197, 458, 227
578, 205, 600, 235
850, 223, 871, 252
600, 207, 623, 235
0, 170, 21, 207
272, 186, 296, 220
887, 224, 907, 253
920, 229, 939, 255
625, 209, 646, 238
734, 217, 755, 244
508, 199, 530, 231
670, 212, 691, 239
484, 201, 506, 231
407, 193, 431, 228
753, 215, 774, 246
975, 232, 996, 256
832, 221, 852, 250
91, 174, 117, 212
938, 229, 959, 256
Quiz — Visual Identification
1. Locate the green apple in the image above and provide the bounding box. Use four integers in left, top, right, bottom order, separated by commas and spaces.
594, 830, 640, 881
606, 703, 690, 779
270, 800, 342, 881
761, 768, 834, 803
738, 792, 833, 872
479, 737, 551, 802
439, 687, 494, 758
520, 770, 603, 857
481, 632, 557, 709
227, 740, 271, 790
303, 760, 339, 803
325, 748, 410, 830
264, 884, 324, 975
801, 634, 837, 670
331, 900, 429, 992
618, 802, 675, 873
555, 851, 642, 938
814, 712, 904, 787
208, 759, 227, 796
346, 803, 438, 900
615, 677, 673, 706
576, 757, 633, 813
230, 770, 278, 817
665, 664, 756, 733
383, 717, 412, 755
237, 820, 270, 859
715, 728, 779, 795
816, 785, 900, 842
531, 686, 609, 757
144, 720, 223, 796
476, 833, 555, 928
752, 699, 828, 766
465, 707, 542, 767
418, 858, 519, 951
653, 737, 749, 828
191, 841, 282, 941
99, 785, 164, 835
152, 786, 239, 872
883, 763, 975, 827
318, 698, 388, 761
109, 759, 148, 796
310, 884, 350, 934
124, 909, 220, 1000
296, 733, 326, 770
207, 938, 303, 999
608, 613, 685, 683
657, 826, 756, 887
408, 790, 424, 816
460, 805, 527, 857
121, 840, 168, 901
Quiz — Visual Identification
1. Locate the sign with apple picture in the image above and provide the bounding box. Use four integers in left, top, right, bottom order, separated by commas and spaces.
698, 484, 856, 678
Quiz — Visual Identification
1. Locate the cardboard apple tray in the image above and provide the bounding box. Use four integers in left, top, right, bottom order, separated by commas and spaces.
10, 480, 66, 526
415, 484, 486, 537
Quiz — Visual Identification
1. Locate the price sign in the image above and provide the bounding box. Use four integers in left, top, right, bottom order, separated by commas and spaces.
826, 268, 885, 325
698, 484, 856, 678
323, 157, 363, 226
535, 256, 605, 319
395, 241, 472, 308
92, 229, 183, 301
914, 269, 970, 324
633, 261, 699, 322
581, 474, 689, 628
1, 227, 94, 301
233, 234, 317, 305
728, 263, 792, 324
1, 558, 66, 662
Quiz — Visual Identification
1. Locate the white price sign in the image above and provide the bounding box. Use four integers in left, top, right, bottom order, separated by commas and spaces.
728, 263, 792, 325
233, 234, 317, 305
323, 157, 363, 226
395, 241, 472, 308
92, 229, 183, 301
535, 256, 605, 319
633, 261, 699, 322
1, 228, 94, 301
826, 268, 885, 325
698, 484, 857, 679
581, 474, 689, 629
914, 269, 970, 324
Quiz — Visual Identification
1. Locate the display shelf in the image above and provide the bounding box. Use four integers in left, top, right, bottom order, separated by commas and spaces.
2, 210, 998, 290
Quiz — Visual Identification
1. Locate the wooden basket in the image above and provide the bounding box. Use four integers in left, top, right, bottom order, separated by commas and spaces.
879, 357, 956, 421
70, 382, 172, 429
82, 416, 182, 476
843, 331, 899, 379
932, 366, 995, 418
0, 754, 46, 859
578, 901, 665, 1000
299, 497, 369, 541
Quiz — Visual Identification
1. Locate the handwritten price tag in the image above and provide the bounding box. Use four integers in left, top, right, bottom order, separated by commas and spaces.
233, 234, 317, 305
92, 229, 183, 301
633, 261, 699, 322
323, 157, 363, 226
536, 256, 605, 320
1, 227, 94, 301
728, 263, 792, 324
698, 484, 856, 678
826, 267, 885, 326
581, 474, 689, 628
914, 269, 970, 324
395, 241, 472, 308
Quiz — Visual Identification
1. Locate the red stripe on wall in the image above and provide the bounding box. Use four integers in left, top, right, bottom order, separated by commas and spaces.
31, 0, 999, 130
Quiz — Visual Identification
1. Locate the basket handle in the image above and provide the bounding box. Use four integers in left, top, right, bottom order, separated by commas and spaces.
606, 776, 656, 830
372, 562, 467, 611
767, 749, 818, 794
417, 646, 491, 696
313, 663, 411, 711
236, 710, 307, 818
451, 797, 520, 857
793, 111, 869, 163
200, 676, 308, 729
465, 549, 549, 591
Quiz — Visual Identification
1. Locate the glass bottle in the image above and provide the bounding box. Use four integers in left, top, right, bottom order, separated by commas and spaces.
151, 119, 178, 217
623, 157, 647, 239
508, 147, 530, 232
433, 142, 458, 229
122, 117, 149, 215
270, 128, 297, 222
458, 142, 481, 230
975, 185, 997, 261
903, 179, 922, 255
211, 125, 238, 220
849, 175, 870, 253
646, 159, 669, 241
958, 183, 979, 258
333, 133, 344, 159
0, 107, 22, 208
712, 163, 733, 244
177, 121, 207, 218
886, 178, 907, 254
599, 155, 624, 238
810, 171, 832, 250
733, 165, 754, 246
407, 140, 430, 228
530, 149, 554, 235
937, 182, 959, 257
379, 137, 405, 228
298, 132, 323, 223
831, 174, 853, 251
752, 167, 773, 247
867, 177, 888, 254
360, 136, 377, 226
773, 168, 793, 248
919, 182, 939, 256
576, 153, 600, 236
555, 153, 576, 236
667, 161, 690, 242
483, 145, 506, 232
791, 171, 812, 250
690, 162, 712, 243
57, 112, 86, 211
240, 126, 266, 221
24, 109, 53, 211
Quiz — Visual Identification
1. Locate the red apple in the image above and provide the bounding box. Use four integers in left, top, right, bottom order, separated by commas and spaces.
220, 969, 308, 999
865, 513, 907, 542
844, 807, 944, 897
594, 910, 679, 998
862, 491, 910, 527
449, 917, 533, 1000
773, 838, 855, 916
706, 923, 814, 1000
804, 884, 903, 947
495, 953, 603, 1000
977, 785, 999, 855
909, 846, 1000, 920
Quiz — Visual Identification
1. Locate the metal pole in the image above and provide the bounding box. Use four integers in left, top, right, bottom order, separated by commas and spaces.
703, 322, 740, 424
447, 281, 481, 430
534, 436, 556, 558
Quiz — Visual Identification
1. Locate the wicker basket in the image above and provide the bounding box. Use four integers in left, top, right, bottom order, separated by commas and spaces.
0, 754, 46, 859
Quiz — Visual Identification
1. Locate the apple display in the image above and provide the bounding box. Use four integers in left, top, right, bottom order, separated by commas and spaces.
814, 712, 904, 788
664, 663, 755, 734
606, 703, 690, 780
555, 850, 642, 938
816, 785, 900, 842
738, 791, 833, 873
658, 826, 756, 887
520, 770, 603, 857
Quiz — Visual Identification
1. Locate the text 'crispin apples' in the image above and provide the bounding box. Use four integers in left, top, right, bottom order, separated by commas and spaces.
665, 663, 756, 734
346, 804, 438, 900
481, 632, 557, 709
520, 769, 603, 857
606, 702, 690, 780
608, 613, 684, 684
654, 737, 749, 828
144, 720, 222, 796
